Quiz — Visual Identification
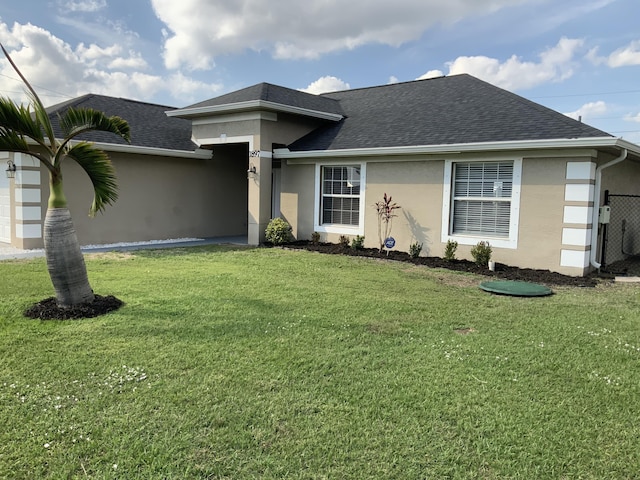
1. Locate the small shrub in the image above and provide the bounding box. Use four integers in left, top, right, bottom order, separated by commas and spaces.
338, 235, 350, 248
351, 235, 365, 250
444, 240, 458, 261
409, 242, 423, 258
265, 218, 292, 245
310, 231, 321, 245
471, 241, 492, 267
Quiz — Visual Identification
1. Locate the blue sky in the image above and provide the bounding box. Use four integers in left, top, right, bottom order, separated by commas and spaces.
1, 0, 639, 143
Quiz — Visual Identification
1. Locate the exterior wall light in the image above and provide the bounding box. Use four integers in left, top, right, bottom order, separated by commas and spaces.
5, 160, 16, 179
247, 164, 257, 179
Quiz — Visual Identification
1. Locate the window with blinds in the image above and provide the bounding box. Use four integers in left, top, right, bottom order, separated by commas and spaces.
452, 162, 514, 237
321, 166, 361, 226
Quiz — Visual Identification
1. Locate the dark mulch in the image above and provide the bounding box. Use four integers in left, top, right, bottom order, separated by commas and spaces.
24, 295, 124, 320
281, 241, 603, 288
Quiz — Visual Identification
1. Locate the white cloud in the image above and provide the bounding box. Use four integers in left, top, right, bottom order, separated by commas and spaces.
0, 21, 219, 106
150, 0, 532, 70
107, 51, 149, 70
587, 40, 640, 68
58, 0, 107, 12
441, 37, 584, 90
564, 101, 608, 121
388, 76, 399, 84
416, 70, 444, 80
624, 112, 640, 123
602, 40, 640, 67
301, 76, 350, 95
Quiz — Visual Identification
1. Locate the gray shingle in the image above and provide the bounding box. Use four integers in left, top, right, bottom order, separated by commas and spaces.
182, 82, 344, 116
45, 94, 197, 152
288, 74, 611, 151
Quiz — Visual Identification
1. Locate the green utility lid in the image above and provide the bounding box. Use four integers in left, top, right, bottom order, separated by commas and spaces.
479, 280, 553, 297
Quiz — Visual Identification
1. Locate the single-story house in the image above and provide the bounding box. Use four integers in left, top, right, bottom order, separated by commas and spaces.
2, 74, 640, 276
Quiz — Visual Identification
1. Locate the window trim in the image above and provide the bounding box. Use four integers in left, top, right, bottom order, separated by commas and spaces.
441, 158, 522, 249
314, 163, 366, 235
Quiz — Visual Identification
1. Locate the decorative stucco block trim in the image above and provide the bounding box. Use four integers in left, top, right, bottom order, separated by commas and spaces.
560, 249, 590, 268
563, 206, 593, 225
15, 188, 41, 203
15, 206, 42, 221
15, 170, 41, 186
16, 223, 42, 239
566, 161, 596, 180
562, 227, 592, 247
564, 184, 594, 202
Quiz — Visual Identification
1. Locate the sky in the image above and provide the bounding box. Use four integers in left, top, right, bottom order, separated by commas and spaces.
1, 0, 639, 143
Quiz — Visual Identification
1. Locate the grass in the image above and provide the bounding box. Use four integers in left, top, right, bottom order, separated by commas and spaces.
1, 246, 639, 479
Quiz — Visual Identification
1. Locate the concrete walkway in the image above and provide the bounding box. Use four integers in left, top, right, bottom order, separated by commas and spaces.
0, 236, 248, 261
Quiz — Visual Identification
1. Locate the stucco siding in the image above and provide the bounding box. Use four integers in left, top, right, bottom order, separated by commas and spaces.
56, 149, 247, 246
280, 162, 315, 239
364, 160, 444, 255
283, 153, 605, 275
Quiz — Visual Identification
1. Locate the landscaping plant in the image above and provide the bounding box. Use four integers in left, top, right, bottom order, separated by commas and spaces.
351, 235, 365, 250
265, 218, 292, 245
0, 44, 130, 308
409, 242, 423, 258
471, 240, 492, 266
444, 239, 458, 261
375, 193, 401, 252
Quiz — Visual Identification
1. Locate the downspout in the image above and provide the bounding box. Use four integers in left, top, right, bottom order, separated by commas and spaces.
590, 147, 628, 270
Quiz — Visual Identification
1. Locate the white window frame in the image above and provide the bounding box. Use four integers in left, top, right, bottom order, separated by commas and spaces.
441, 158, 522, 249
314, 163, 366, 235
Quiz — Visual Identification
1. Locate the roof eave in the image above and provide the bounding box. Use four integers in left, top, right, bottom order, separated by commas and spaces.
25, 138, 211, 159
90, 142, 212, 159
166, 100, 343, 122
275, 137, 640, 160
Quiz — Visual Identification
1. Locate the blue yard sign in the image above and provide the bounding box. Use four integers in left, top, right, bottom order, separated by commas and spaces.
384, 237, 396, 249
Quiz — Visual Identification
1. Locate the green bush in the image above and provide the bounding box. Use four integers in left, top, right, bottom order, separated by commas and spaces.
310, 232, 321, 245
443, 240, 458, 261
351, 235, 365, 250
265, 218, 292, 245
470, 241, 492, 267
338, 235, 350, 248
409, 242, 423, 258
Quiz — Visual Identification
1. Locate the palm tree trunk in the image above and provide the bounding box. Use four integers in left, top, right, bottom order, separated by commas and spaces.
43, 208, 95, 307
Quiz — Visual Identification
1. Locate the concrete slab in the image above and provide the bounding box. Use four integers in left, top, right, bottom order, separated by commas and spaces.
615, 276, 640, 283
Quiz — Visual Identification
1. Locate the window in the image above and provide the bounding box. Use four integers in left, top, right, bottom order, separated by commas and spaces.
442, 159, 521, 249
315, 164, 365, 234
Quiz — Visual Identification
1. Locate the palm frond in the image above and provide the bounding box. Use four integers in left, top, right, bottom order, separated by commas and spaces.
0, 96, 45, 144
65, 142, 118, 216
60, 108, 131, 143
1, 44, 56, 146
0, 127, 32, 152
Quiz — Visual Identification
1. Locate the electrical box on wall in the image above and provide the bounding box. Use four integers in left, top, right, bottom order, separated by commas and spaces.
599, 205, 611, 224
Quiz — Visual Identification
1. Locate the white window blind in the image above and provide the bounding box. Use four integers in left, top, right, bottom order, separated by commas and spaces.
452, 162, 513, 237
321, 166, 361, 226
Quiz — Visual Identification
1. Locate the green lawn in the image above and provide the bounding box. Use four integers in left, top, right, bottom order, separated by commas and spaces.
1, 246, 639, 479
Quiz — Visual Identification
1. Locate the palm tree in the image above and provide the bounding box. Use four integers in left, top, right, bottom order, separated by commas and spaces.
0, 44, 130, 307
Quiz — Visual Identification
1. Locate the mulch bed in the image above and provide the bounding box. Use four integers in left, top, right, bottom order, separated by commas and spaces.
281, 241, 602, 288
24, 295, 124, 320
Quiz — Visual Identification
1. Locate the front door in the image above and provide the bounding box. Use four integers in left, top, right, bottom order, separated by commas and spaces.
271, 161, 281, 219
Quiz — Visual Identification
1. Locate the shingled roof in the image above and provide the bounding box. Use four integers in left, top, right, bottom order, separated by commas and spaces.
179, 82, 344, 117
45, 94, 197, 152
288, 74, 612, 152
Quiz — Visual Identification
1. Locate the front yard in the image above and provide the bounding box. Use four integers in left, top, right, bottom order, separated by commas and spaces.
1, 246, 638, 478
